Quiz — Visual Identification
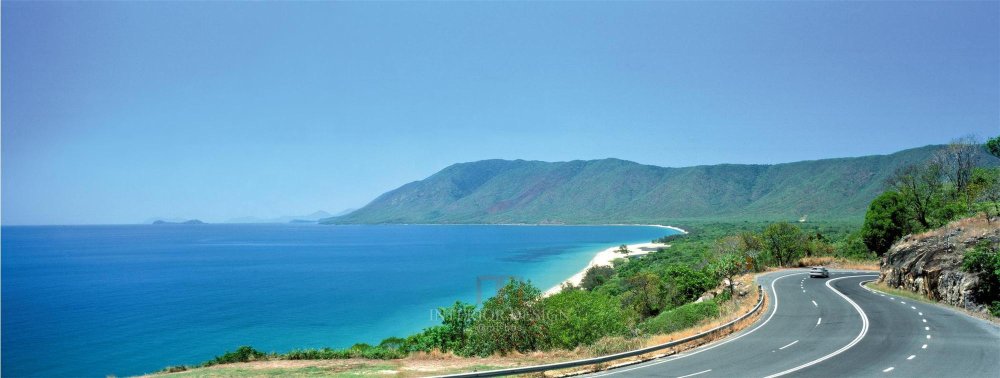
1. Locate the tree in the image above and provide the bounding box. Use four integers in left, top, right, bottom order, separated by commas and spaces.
762, 222, 804, 267
861, 191, 913, 256
617, 244, 630, 255
660, 264, 716, 307
934, 137, 979, 209
712, 252, 744, 297
972, 168, 1000, 222
986, 136, 1000, 158
539, 290, 631, 349
621, 271, 663, 317
888, 163, 944, 229
437, 301, 477, 352
580, 265, 615, 291
465, 279, 544, 356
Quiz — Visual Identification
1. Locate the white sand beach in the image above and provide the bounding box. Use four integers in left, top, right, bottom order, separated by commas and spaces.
543, 241, 669, 296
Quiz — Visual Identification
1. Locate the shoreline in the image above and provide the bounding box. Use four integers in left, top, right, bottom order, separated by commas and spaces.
543, 242, 669, 296
543, 225, 687, 296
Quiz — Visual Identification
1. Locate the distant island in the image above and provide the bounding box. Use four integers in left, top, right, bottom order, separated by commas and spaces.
152, 219, 205, 225
325, 145, 1000, 225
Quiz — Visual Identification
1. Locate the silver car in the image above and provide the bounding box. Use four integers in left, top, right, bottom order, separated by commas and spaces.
809, 266, 830, 278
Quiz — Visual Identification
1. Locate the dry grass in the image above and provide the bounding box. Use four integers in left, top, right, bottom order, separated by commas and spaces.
902, 214, 1000, 245
795, 256, 879, 271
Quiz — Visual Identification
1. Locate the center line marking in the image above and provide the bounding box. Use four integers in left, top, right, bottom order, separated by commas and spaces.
907, 355, 915, 360
812, 300, 818, 307
918, 312, 923, 316
925, 326, 930, 330
901, 301, 906, 304
911, 306, 916, 310
922, 319, 927, 323
884, 367, 894, 372
677, 369, 712, 378
779, 340, 799, 350
922, 344, 927, 349
926, 335, 931, 339
817, 317, 822, 326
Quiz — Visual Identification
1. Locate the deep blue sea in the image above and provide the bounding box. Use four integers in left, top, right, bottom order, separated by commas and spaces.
1, 224, 674, 377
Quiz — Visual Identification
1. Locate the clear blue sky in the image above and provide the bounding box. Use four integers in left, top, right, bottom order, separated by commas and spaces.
2, 1, 998, 225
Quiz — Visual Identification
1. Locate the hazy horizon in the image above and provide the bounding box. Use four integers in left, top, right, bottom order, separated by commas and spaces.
3, 1, 998, 225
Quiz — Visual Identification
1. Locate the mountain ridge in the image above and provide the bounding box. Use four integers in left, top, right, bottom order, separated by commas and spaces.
325, 145, 1000, 225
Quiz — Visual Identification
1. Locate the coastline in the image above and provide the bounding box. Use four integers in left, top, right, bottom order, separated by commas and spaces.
543, 242, 668, 296
543, 225, 686, 296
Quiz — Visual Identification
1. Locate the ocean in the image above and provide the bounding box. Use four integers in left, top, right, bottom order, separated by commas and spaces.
1, 224, 675, 377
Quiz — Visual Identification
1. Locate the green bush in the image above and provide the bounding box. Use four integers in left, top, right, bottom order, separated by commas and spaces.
539, 290, 631, 350
962, 241, 1000, 306
204, 346, 266, 366
639, 301, 719, 335
660, 264, 716, 308
581, 265, 615, 291
285, 348, 350, 360
463, 279, 544, 356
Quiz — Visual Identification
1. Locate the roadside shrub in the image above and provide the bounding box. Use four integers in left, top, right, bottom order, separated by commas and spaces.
660, 264, 716, 308
463, 279, 544, 356
204, 346, 266, 366
378, 336, 407, 350
990, 301, 1000, 318
639, 301, 719, 335
285, 347, 350, 360
962, 240, 1000, 306
583, 336, 644, 357
540, 290, 631, 350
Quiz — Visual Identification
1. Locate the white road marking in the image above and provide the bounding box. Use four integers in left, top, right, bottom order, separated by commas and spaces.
884, 367, 895, 372
802, 290, 806, 293
817, 317, 822, 326
907, 355, 915, 360
901, 301, 906, 304
922, 344, 927, 349
763, 275, 877, 378
925, 326, 930, 331
779, 340, 799, 350
677, 369, 712, 378
812, 300, 818, 307
926, 335, 931, 339
922, 319, 927, 323
911, 306, 916, 310
589, 272, 805, 377
890, 297, 895, 300
918, 312, 923, 316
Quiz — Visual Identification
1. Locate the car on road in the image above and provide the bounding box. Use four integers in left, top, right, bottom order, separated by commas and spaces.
809, 266, 830, 278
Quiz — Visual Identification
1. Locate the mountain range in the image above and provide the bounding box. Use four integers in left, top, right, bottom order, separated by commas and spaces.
324, 145, 1000, 225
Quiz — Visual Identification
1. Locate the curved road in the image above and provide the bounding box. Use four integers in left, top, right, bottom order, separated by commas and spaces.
581, 270, 1000, 378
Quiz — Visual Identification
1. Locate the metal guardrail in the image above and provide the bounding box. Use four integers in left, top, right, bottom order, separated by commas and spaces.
438, 285, 766, 378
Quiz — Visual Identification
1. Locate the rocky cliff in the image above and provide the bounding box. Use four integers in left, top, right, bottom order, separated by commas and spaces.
879, 216, 999, 313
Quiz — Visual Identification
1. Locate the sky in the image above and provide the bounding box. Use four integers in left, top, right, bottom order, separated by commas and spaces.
2, 1, 998, 225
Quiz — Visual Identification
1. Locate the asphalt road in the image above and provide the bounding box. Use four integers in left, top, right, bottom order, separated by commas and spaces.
580, 270, 1000, 378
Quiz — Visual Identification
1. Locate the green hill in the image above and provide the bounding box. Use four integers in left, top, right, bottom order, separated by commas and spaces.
326, 145, 999, 224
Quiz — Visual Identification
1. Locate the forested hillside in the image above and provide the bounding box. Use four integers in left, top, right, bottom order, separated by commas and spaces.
328, 145, 999, 224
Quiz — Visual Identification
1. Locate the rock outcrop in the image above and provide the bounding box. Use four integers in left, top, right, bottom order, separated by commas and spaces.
879, 216, 999, 313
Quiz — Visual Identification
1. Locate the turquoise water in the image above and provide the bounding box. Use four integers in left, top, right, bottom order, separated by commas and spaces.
1, 224, 675, 377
